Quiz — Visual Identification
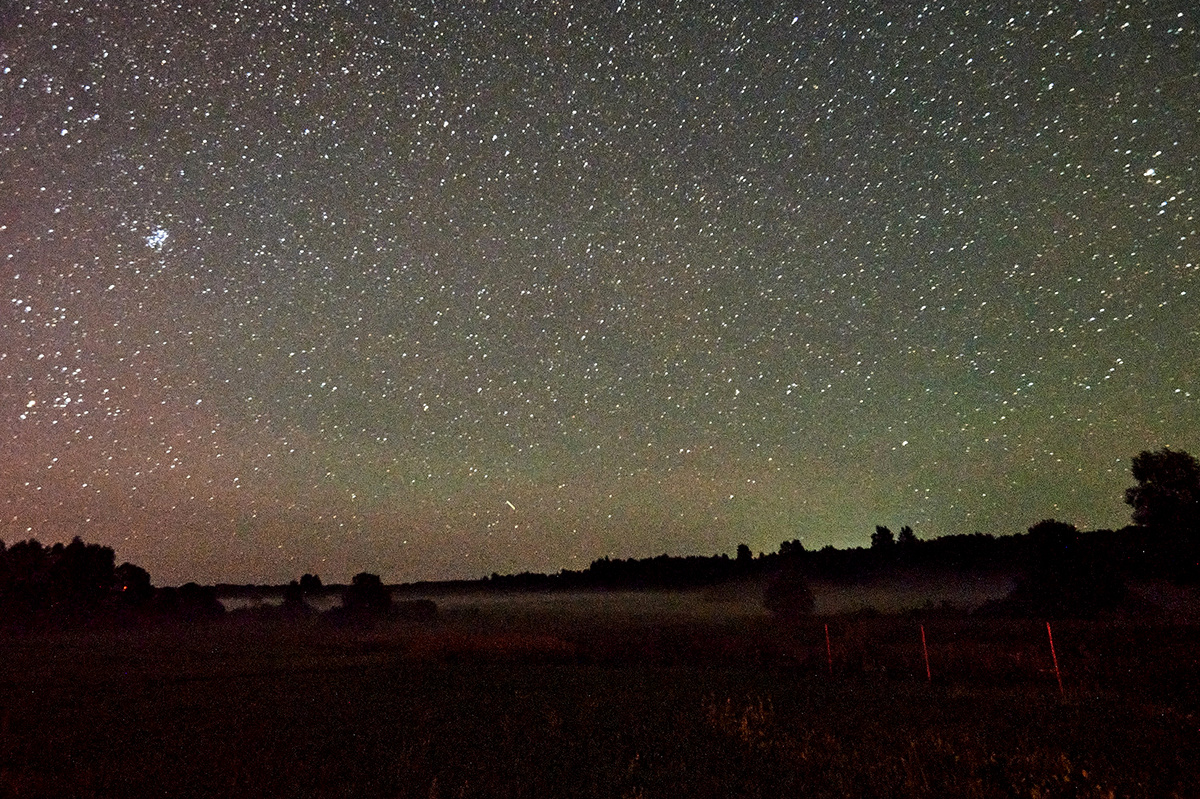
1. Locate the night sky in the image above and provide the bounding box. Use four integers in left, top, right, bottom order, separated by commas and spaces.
3, 0, 1197, 585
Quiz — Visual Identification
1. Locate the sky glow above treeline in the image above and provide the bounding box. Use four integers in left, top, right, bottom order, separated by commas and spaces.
2, 0, 1197, 584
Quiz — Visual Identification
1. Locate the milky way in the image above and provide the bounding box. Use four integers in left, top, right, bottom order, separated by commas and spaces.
2, 0, 1197, 584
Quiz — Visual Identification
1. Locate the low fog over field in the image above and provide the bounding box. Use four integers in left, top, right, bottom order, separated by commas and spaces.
384, 571, 1019, 621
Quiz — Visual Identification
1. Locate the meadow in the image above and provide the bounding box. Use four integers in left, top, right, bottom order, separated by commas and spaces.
0, 585, 1197, 798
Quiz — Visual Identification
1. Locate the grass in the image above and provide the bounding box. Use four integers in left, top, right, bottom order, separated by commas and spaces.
0, 603, 1196, 797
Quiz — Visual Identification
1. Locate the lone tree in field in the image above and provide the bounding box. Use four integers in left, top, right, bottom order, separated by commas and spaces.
342, 572, 392, 614
763, 563, 814, 620
1004, 519, 1127, 617
299, 573, 323, 594
1125, 448, 1200, 580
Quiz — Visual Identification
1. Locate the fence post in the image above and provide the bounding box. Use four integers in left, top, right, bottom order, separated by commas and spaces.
921, 624, 931, 682
1046, 621, 1064, 696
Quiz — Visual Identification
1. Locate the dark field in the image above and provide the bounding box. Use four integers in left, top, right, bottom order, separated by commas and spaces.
2, 594, 1198, 798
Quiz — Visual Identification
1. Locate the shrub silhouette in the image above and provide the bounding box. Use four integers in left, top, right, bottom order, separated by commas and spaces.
762, 564, 815, 620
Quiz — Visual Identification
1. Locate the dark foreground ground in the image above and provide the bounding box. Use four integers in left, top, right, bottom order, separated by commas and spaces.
1, 603, 1197, 798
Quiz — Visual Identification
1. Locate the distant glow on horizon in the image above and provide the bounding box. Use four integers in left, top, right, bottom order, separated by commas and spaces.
2, 0, 1196, 585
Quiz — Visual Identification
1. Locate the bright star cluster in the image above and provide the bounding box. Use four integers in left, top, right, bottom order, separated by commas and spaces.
2, 0, 1197, 584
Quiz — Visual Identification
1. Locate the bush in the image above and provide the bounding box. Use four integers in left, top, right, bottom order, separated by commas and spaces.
762, 566, 814, 620
990, 520, 1128, 618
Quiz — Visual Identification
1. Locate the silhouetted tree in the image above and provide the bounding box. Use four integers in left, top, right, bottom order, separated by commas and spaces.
897, 526, 917, 547
49, 537, 116, 610
342, 572, 392, 614
736, 543, 752, 563
1125, 448, 1200, 532
871, 526, 895, 550
299, 573, 323, 594
115, 562, 154, 607
762, 563, 815, 620
999, 520, 1127, 618
1125, 448, 1200, 581
778, 539, 805, 557
0, 537, 128, 623
0, 539, 49, 617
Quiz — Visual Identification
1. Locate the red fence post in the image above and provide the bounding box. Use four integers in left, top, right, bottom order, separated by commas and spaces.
1046, 621, 1064, 696
921, 624, 931, 682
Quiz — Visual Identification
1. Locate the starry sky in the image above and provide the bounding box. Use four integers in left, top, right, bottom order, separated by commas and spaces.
2, 0, 1197, 585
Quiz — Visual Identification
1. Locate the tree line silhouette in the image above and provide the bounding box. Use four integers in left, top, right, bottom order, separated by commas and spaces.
475, 446, 1199, 617
2, 447, 1196, 627
0, 537, 222, 630
0, 543, 434, 629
